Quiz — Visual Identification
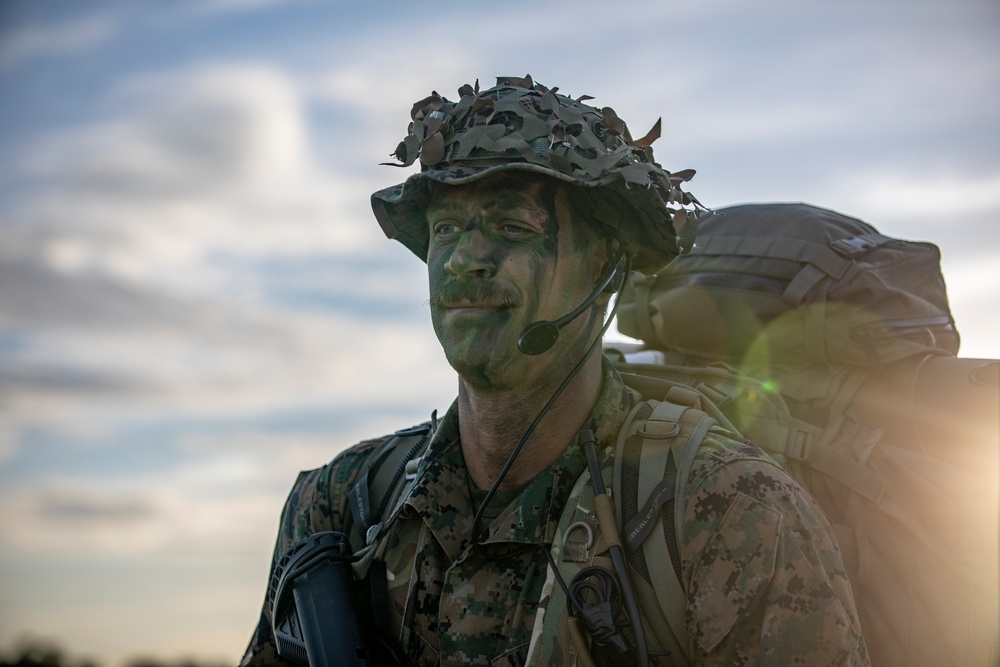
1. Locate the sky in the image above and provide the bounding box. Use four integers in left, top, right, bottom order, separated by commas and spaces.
0, 0, 997, 664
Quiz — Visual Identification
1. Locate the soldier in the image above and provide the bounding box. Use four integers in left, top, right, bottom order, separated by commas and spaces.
241, 76, 869, 667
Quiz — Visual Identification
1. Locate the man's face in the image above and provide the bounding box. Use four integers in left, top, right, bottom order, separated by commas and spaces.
426, 175, 605, 390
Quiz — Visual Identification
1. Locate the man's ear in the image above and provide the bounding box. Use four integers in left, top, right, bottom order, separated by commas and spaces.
595, 238, 624, 294
554, 186, 623, 297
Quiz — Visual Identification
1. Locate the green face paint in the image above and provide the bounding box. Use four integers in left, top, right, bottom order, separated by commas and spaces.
426, 175, 603, 390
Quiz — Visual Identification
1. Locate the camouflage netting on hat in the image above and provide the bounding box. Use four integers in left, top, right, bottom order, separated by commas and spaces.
371, 75, 703, 274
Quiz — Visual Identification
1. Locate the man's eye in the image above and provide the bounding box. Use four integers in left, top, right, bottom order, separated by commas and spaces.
501, 222, 533, 236
433, 222, 459, 237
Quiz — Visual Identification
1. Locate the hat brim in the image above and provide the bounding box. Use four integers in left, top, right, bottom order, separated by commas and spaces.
370, 162, 687, 274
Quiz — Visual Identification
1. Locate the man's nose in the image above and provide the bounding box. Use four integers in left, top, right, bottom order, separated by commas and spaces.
444, 229, 497, 278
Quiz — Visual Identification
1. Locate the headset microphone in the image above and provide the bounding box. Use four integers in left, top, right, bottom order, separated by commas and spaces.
517, 254, 626, 356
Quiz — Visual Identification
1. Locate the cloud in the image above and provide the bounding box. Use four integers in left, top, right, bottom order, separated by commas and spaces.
1, 5, 997, 665
0, 420, 429, 562
0, 60, 449, 440
0, 257, 213, 332
36, 493, 156, 523
11, 63, 384, 291
0, 425, 17, 466
0, 57, 458, 427
846, 172, 1000, 221
2, 461, 277, 559
1, 301, 452, 427
21, 63, 303, 194
0, 11, 118, 70
946, 255, 1000, 305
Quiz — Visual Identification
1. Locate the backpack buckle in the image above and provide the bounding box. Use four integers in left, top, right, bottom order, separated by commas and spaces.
366, 522, 383, 546
786, 429, 812, 461
404, 456, 423, 481
638, 420, 681, 439
563, 521, 595, 562
831, 236, 877, 257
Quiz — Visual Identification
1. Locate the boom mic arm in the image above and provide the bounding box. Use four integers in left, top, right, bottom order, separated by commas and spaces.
517, 253, 627, 356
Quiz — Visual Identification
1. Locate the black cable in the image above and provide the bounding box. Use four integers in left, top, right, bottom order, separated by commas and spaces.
569, 566, 630, 656
581, 428, 650, 667
472, 256, 631, 540
543, 548, 574, 602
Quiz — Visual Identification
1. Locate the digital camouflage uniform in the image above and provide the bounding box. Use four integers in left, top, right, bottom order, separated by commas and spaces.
241, 360, 868, 667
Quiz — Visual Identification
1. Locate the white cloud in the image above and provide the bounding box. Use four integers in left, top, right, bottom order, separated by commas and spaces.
308, 51, 487, 166
678, 103, 848, 148
845, 172, 1000, 221
945, 255, 1000, 304
0, 415, 453, 563
9, 62, 388, 298
4, 303, 451, 413
1, 60, 453, 454
940, 254, 1000, 359
24, 63, 303, 192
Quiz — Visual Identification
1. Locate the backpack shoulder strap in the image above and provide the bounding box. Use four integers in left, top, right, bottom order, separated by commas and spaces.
616, 396, 717, 664
346, 416, 435, 551
525, 395, 715, 667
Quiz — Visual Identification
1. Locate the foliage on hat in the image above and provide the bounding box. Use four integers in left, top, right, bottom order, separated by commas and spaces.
372, 75, 703, 273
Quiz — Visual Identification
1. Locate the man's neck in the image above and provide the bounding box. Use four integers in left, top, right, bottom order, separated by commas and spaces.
457, 353, 604, 491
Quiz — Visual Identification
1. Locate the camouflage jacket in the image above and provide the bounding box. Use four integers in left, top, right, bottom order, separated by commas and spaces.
242, 360, 869, 666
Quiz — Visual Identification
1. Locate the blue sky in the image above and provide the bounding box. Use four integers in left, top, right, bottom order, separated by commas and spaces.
1, 0, 998, 664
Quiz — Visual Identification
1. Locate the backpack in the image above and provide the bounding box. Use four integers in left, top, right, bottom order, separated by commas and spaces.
613, 202, 1000, 667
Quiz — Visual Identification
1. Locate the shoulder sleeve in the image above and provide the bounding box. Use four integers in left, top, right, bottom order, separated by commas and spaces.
679, 432, 870, 667
239, 436, 385, 666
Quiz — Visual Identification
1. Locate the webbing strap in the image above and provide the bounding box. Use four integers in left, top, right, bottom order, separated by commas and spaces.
637, 401, 685, 505
803, 284, 830, 364
631, 574, 692, 666
786, 428, 887, 504
625, 400, 684, 568
348, 425, 433, 551
347, 434, 408, 547
642, 409, 715, 655
640, 406, 718, 663
612, 400, 696, 663
614, 401, 650, 527
691, 234, 885, 280
593, 494, 622, 553
623, 474, 677, 555
783, 263, 827, 306
647, 399, 688, 427
349, 472, 373, 539
643, 505, 691, 662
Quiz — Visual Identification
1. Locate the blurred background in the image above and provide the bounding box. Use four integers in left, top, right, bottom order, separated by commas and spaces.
0, 0, 997, 664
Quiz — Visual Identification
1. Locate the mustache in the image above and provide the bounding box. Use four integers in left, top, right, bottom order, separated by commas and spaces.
428, 279, 522, 309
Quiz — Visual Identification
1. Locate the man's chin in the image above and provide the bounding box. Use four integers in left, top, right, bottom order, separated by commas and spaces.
446, 350, 523, 392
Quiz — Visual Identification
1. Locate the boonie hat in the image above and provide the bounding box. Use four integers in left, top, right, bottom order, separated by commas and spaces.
371, 75, 702, 274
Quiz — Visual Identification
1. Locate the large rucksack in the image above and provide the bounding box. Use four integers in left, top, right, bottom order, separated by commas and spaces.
613, 202, 1000, 666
